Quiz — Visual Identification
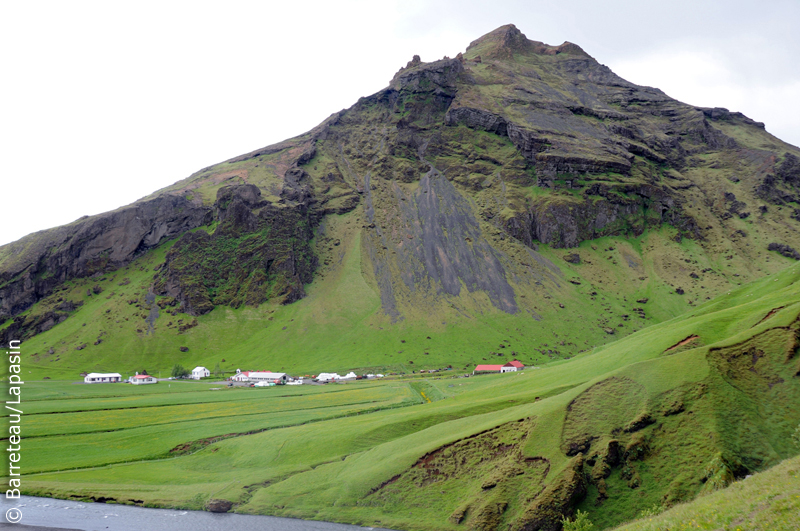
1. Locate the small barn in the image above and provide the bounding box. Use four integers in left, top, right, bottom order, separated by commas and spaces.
84, 373, 122, 383
131, 374, 157, 385
507, 360, 525, 370
191, 366, 210, 380
473, 363, 518, 375
249, 371, 287, 384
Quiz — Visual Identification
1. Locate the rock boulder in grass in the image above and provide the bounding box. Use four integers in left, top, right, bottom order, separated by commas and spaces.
206, 499, 233, 513
768, 242, 800, 260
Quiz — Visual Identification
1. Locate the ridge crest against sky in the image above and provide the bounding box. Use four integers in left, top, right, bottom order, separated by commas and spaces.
1, 0, 798, 247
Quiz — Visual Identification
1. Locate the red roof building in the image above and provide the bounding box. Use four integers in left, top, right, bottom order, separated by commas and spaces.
473, 361, 523, 375
474, 364, 504, 372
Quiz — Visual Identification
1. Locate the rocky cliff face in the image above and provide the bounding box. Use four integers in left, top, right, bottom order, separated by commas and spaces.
0, 194, 212, 323
153, 184, 318, 315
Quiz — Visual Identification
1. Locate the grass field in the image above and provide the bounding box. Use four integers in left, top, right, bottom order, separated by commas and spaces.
9, 262, 800, 530
611, 454, 800, 531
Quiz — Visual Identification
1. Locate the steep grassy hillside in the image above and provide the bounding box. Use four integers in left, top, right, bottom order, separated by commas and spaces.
20, 263, 800, 530
611, 454, 800, 531
7, 213, 798, 381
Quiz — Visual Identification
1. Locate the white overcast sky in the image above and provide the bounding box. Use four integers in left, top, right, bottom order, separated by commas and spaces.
2, 0, 798, 246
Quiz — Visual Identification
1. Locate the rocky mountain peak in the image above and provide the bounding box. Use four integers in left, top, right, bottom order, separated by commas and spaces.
466, 24, 531, 58
465, 24, 590, 60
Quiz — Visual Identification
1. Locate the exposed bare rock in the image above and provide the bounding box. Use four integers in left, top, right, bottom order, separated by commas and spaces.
154, 185, 317, 315
205, 499, 233, 513
0, 195, 212, 323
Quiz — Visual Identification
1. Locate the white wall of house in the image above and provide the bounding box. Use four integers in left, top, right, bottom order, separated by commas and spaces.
191, 366, 210, 380
84, 373, 122, 383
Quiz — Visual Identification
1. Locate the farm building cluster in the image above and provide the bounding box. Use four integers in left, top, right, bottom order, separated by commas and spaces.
82, 365, 386, 386
83, 360, 523, 385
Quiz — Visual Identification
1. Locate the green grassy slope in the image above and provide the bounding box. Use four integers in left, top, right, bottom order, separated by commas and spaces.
18, 262, 800, 530
610, 454, 800, 531
6, 207, 796, 383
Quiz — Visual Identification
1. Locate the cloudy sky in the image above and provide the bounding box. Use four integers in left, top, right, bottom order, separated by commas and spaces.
2, 0, 798, 246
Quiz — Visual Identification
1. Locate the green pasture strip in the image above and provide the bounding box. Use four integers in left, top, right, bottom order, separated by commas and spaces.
23, 384, 417, 437
26, 373, 571, 482
20, 380, 223, 401
24, 398, 415, 475
19, 381, 397, 415
26, 391, 551, 501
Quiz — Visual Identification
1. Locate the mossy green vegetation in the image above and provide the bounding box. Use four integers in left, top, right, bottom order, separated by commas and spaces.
610, 454, 800, 531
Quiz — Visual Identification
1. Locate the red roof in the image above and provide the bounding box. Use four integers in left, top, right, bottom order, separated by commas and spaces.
474, 365, 503, 371
507, 360, 524, 368
133, 374, 153, 379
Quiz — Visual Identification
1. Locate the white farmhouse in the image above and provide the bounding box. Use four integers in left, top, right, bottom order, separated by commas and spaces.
191, 366, 210, 380
130, 374, 157, 385
232, 369, 253, 382
84, 373, 122, 383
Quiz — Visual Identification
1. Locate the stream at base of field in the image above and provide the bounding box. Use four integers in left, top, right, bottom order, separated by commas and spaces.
0, 496, 395, 531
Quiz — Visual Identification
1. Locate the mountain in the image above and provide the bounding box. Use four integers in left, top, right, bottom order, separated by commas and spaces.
3, 24, 800, 378
7, 24, 800, 531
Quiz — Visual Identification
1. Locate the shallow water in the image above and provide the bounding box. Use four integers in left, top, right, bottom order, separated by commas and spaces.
1, 496, 393, 531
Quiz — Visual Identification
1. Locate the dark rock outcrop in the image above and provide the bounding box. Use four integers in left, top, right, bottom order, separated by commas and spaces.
756, 153, 800, 205
768, 242, 800, 260
362, 169, 518, 318
0, 301, 83, 346
154, 185, 317, 315
205, 499, 233, 513
0, 195, 212, 324
521, 184, 699, 249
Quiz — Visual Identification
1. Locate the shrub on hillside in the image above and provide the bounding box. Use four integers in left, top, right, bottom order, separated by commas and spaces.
562, 510, 594, 531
